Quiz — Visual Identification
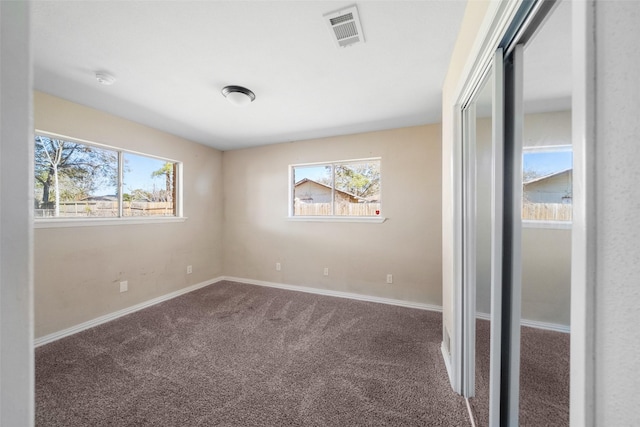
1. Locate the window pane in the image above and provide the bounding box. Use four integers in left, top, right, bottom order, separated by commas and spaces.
333, 161, 380, 216
122, 153, 176, 217
34, 135, 118, 218
293, 164, 332, 215
522, 150, 573, 221
292, 160, 381, 217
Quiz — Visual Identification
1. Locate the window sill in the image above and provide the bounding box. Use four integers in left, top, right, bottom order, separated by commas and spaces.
287, 216, 387, 224
522, 220, 572, 230
34, 216, 187, 229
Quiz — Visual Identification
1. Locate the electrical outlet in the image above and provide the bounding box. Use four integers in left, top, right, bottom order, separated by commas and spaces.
119, 280, 128, 293
323, 267, 329, 276
276, 262, 281, 271
187, 265, 193, 274
386, 274, 393, 284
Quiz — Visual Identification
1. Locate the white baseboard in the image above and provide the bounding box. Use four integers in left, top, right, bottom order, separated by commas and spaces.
221, 276, 443, 313
34, 276, 441, 347
476, 311, 570, 334
34, 277, 225, 347
34, 276, 568, 348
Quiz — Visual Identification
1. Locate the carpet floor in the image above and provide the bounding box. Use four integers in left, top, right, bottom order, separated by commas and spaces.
36, 281, 471, 426
470, 318, 570, 426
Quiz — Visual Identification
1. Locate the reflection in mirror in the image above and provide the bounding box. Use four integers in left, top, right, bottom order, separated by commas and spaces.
519, 0, 571, 425
467, 67, 493, 426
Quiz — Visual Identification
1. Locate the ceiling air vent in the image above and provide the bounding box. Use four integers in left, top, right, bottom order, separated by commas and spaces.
324, 5, 365, 48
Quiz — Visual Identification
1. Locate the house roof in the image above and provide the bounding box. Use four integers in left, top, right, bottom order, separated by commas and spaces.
294, 178, 366, 202
523, 168, 572, 186
81, 195, 118, 202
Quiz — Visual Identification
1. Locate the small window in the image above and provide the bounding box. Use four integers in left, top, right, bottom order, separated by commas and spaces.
522, 146, 572, 222
291, 158, 381, 217
35, 133, 180, 219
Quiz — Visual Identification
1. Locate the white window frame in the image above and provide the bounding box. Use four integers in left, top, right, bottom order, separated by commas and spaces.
34, 130, 185, 228
288, 157, 385, 223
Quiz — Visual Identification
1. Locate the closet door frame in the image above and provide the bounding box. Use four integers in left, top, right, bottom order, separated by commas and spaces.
452, 2, 564, 426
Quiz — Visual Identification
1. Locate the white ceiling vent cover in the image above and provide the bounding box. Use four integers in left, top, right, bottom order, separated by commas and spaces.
324, 5, 365, 48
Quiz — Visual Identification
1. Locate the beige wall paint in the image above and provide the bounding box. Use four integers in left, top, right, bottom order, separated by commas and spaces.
521, 228, 571, 325
476, 226, 572, 327
523, 110, 571, 147
33, 92, 224, 338
222, 125, 442, 305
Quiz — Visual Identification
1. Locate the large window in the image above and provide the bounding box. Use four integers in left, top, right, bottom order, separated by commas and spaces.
34, 133, 180, 219
291, 158, 381, 218
522, 146, 572, 222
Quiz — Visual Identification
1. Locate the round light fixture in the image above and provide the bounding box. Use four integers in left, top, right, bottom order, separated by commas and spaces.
95, 72, 116, 86
221, 85, 256, 107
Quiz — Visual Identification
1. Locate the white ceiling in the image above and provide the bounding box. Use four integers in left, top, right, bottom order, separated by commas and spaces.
32, 1, 467, 151
523, 0, 571, 112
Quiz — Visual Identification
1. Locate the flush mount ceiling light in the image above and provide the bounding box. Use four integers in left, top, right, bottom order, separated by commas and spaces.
95, 72, 116, 86
221, 85, 256, 107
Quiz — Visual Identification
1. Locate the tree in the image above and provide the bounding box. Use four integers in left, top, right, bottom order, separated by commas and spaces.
523, 168, 545, 183
151, 162, 174, 203
128, 189, 152, 201
319, 162, 380, 199
35, 136, 117, 216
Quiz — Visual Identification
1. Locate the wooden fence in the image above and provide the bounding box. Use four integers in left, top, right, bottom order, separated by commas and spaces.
35, 200, 568, 221
35, 201, 174, 218
522, 203, 572, 221
294, 202, 381, 217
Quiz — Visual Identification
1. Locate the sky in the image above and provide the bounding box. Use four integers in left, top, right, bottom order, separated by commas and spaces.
523, 150, 573, 178
93, 153, 170, 196
293, 165, 329, 183
122, 153, 170, 194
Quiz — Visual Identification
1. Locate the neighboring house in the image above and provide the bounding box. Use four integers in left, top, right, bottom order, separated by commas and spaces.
81, 195, 118, 202
294, 178, 363, 204
523, 168, 572, 204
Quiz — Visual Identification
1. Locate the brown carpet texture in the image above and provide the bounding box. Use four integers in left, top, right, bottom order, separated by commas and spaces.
36, 281, 471, 426
470, 318, 570, 426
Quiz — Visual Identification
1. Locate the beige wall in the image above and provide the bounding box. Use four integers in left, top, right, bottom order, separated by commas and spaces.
523, 110, 571, 147
222, 125, 442, 305
476, 226, 572, 327
34, 94, 442, 338
34, 92, 224, 338
521, 228, 571, 325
